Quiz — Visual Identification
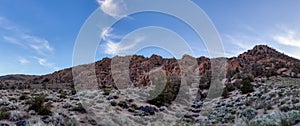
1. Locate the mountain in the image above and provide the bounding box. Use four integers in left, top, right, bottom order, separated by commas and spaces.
228, 45, 300, 78
1, 45, 300, 89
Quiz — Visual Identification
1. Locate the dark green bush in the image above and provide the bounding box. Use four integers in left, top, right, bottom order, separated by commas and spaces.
60, 92, 67, 99
240, 78, 254, 94
102, 87, 113, 96
8, 97, 17, 102
19, 95, 27, 100
28, 95, 52, 115
280, 105, 290, 112
0, 107, 10, 120
71, 89, 77, 95
38, 106, 52, 115
0, 111, 10, 120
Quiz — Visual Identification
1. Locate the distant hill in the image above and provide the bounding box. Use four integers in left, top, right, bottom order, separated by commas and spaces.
0, 74, 37, 81
1, 45, 300, 89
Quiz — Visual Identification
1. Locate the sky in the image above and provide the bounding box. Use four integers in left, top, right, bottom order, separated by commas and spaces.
1, 0, 300, 75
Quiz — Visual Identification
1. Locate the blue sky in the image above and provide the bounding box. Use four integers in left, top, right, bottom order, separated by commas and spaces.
1, 0, 300, 75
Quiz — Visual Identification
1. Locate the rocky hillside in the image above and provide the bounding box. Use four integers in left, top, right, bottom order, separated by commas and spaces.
1, 45, 300, 89
1, 45, 300, 125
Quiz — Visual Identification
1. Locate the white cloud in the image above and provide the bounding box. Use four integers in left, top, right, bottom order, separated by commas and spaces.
34, 57, 58, 71
96, 0, 128, 18
104, 40, 122, 55
100, 27, 119, 41
273, 29, 300, 48
22, 34, 54, 55
104, 36, 145, 55
100, 25, 146, 56
101, 27, 111, 40
18, 57, 30, 65
2, 36, 24, 46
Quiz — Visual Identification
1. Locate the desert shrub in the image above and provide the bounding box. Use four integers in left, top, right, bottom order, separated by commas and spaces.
71, 88, 77, 95
60, 92, 67, 99
280, 105, 290, 112
240, 78, 254, 94
244, 110, 300, 126
71, 103, 86, 113
241, 107, 257, 120
102, 87, 113, 96
65, 116, 80, 126
286, 110, 300, 125
19, 95, 27, 100
265, 104, 273, 110
0, 107, 9, 112
28, 95, 45, 111
28, 95, 52, 115
280, 118, 291, 126
0, 110, 10, 120
8, 97, 17, 102
38, 105, 52, 115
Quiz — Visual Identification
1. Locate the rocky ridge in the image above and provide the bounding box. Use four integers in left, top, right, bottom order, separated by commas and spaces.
1, 45, 299, 90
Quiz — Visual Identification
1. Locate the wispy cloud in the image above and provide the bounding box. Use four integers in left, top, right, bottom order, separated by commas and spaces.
3, 36, 24, 46
101, 27, 112, 40
0, 16, 22, 32
96, 0, 128, 18
18, 57, 30, 65
103, 36, 145, 55
3, 34, 54, 55
100, 27, 121, 41
33, 57, 58, 71
0, 17, 54, 55
0, 16, 56, 69
273, 29, 300, 48
99, 25, 146, 56
21, 34, 54, 55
